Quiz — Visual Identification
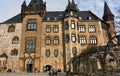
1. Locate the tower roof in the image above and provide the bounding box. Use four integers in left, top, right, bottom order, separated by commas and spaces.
22, 0, 27, 7
103, 2, 114, 17
28, 0, 43, 7
65, 0, 79, 12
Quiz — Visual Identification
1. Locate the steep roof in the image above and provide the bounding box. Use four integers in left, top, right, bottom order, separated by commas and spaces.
103, 2, 114, 17
28, 0, 43, 7
2, 14, 22, 24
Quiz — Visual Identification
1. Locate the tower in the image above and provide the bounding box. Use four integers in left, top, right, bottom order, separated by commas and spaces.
102, 1, 115, 39
21, 0, 46, 18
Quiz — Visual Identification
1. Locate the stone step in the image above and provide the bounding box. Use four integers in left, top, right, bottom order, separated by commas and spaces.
0, 72, 66, 76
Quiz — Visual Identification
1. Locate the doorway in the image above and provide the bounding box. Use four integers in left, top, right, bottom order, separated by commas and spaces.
44, 65, 52, 72
27, 64, 33, 73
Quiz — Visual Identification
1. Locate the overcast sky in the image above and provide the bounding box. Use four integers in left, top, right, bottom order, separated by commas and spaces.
0, 0, 120, 24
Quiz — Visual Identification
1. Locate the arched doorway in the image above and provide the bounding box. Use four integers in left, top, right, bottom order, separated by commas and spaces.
44, 65, 52, 72
25, 58, 34, 73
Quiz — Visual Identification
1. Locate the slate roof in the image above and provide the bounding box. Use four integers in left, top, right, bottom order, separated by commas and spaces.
0, 53, 8, 58
43, 11, 101, 21
2, 14, 22, 24
1, 11, 105, 23
103, 2, 114, 17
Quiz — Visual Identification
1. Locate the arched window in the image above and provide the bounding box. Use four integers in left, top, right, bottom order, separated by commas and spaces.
54, 49, 59, 57
12, 36, 19, 44
8, 25, 15, 32
72, 47, 77, 56
11, 49, 18, 56
46, 50, 50, 57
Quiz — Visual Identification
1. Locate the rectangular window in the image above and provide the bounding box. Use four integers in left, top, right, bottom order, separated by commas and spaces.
78, 25, 85, 32
89, 25, 96, 33
66, 34, 69, 43
27, 19, 37, 31
79, 36, 87, 44
46, 25, 51, 33
25, 37, 36, 53
71, 21, 75, 29
71, 34, 76, 42
54, 37, 59, 44
45, 37, 51, 45
65, 22, 69, 30
53, 25, 59, 33
90, 36, 97, 44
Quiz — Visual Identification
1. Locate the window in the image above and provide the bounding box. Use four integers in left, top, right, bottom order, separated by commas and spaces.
71, 21, 75, 29
46, 49, 50, 57
54, 49, 59, 57
8, 25, 15, 32
25, 37, 36, 53
72, 47, 77, 56
79, 36, 87, 44
45, 37, 51, 45
65, 22, 69, 30
46, 25, 51, 33
66, 34, 69, 43
53, 25, 59, 33
90, 36, 97, 44
54, 37, 59, 45
27, 19, 37, 31
11, 49, 18, 56
12, 36, 19, 44
71, 34, 76, 42
89, 25, 96, 33
78, 25, 85, 32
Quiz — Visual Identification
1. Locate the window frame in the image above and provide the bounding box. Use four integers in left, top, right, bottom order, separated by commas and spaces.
46, 49, 50, 57
12, 36, 19, 44
53, 37, 59, 45
8, 25, 15, 32
71, 21, 75, 29
25, 37, 36, 53
78, 25, 86, 33
46, 25, 51, 33
89, 36, 97, 44
45, 37, 51, 45
88, 25, 96, 33
54, 49, 59, 57
71, 34, 76, 42
79, 36, 87, 45
11, 49, 18, 56
53, 25, 59, 33
26, 19, 37, 31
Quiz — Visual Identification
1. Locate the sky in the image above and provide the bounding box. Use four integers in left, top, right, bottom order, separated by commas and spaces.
0, 0, 120, 28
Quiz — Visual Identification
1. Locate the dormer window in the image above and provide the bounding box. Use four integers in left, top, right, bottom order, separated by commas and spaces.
70, 11, 73, 16
79, 17, 82, 20
47, 17, 50, 20
88, 17, 92, 20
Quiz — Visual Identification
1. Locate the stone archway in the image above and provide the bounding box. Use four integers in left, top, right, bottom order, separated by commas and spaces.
25, 58, 34, 73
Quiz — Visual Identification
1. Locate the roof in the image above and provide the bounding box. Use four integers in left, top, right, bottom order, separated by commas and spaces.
103, 2, 114, 17
1, 11, 106, 24
2, 14, 22, 24
43, 11, 101, 21
0, 53, 8, 58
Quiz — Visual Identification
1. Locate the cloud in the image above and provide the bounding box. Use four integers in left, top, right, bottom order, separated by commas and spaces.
0, 0, 120, 23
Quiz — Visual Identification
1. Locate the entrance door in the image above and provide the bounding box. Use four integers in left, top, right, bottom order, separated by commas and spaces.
27, 64, 33, 73
46, 65, 52, 71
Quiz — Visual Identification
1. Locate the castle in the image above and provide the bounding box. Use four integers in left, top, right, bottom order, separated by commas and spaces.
0, 0, 115, 72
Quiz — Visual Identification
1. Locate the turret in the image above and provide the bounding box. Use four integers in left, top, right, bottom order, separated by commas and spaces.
21, 0, 46, 18
102, 1, 115, 39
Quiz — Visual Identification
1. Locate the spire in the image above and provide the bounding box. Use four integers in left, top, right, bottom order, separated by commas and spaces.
102, 1, 114, 21
65, 0, 79, 12
22, 0, 27, 8
71, 0, 75, 6
28, 0, 43, 7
